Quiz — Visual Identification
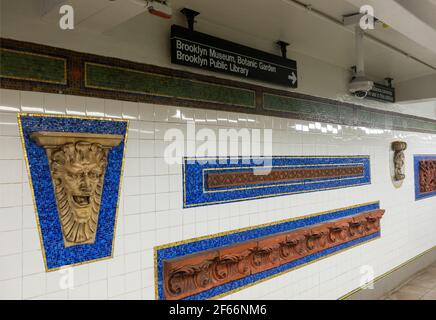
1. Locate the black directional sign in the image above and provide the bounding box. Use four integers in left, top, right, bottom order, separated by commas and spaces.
171, 25, 298, 88
366, 82, 395, 103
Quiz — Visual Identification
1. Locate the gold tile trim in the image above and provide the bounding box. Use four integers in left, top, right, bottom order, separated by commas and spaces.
183, 156, 371, 207
185, 183, 371, 208
84, 62, 256, 108
154, 201, 381, 300
338, 246, 436, 300
188, 156, 371, 160
17, 113, 129, 272
212, 236, 380, 300
0, 48, 67, 85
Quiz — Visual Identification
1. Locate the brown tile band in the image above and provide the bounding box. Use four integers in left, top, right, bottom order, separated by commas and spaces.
206, 165, 365, 189
1, 38, 436, 134
419, 160, 436, 193
162, 208, 384, 300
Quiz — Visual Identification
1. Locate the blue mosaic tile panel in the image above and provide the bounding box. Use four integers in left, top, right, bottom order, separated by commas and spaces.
414, 155, 436, 201
183, 156, 371, 208
155, 202, 381, 300
18, 114, 128, 271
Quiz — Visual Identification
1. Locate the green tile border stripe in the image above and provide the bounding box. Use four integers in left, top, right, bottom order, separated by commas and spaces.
338, 246, 436, 300
1, 38, 436, 134
263, 93, 436, 133
0, 48, 67, 85
263, 92, 340, 117
85, 62, 256, 108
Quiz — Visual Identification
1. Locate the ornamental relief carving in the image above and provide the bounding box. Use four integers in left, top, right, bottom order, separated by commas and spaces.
163, 209, 384, 300
184, 156, 371, 208
391, 141, 407, 182
206, 165, 365, 189
418, 160, 436, 194
30, 132, 123, 248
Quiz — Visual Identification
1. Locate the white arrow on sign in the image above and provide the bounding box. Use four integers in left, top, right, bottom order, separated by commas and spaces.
288, 72, 297, 85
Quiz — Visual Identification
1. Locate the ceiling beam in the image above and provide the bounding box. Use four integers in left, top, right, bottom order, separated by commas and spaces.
78, 0, 148, 34
395, 0, 436, 30
344, 0, 436, 54
396, 74, 436, 103
41, 0, 147, 34
41, 0, 112, 24
42, 0, 66, 15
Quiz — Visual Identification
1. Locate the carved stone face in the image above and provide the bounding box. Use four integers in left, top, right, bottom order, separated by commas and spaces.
29, 131, 123, 249
50, 142, 108, 247
62, 162, 102, 222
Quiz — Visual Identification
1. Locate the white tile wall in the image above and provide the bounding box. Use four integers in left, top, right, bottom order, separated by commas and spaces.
0, 88, 435, 300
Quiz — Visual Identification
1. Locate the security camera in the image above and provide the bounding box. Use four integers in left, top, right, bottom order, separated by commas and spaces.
349, 76, 374, 98
131, 0, 172, 19
147, 0, 172, 19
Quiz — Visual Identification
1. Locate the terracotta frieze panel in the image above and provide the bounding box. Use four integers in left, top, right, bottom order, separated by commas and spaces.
18, 114, 128, 271
415, 155, 436, 200
184, 156, 371, 207
206, 165, 365, 189
155, 202, 384, 300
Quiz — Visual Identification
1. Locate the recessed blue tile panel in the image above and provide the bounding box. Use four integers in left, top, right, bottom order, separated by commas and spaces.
414, 154, 436, 201
18, 114, 128, 271
183, 156, 371, 208
155, 202, 381, 300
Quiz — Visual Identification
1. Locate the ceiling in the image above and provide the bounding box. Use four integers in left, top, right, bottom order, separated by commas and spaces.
1, 0, 436, 96
26, 0, 436, 84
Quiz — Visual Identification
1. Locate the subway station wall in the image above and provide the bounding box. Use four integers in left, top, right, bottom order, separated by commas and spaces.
1, 0, 436, 121
0, 88, 435, 299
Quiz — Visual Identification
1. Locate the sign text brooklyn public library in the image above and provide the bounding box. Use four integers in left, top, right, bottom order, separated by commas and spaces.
171, 25, 298, 88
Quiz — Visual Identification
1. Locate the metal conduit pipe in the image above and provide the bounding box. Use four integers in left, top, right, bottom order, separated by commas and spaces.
355, 25, 365, 76
281, 0, 436, 71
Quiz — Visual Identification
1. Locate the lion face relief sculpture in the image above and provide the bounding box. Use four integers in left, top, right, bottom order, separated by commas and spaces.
50, 142, 107, 246
30, 132, 123, 248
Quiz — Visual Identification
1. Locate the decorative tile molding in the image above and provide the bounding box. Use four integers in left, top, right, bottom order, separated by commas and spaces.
263, 93, 436, 133
18, 114, 128, 271
340, 246, 436, 300
414, 155, 436, 200
155, 202, 384, 300
263, 93, 343, 120
183, 156, 371, 207
206, 165, 365, 189
84, 62, 256, 108
1, 38, 436, 134
0, 48, 67, 85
